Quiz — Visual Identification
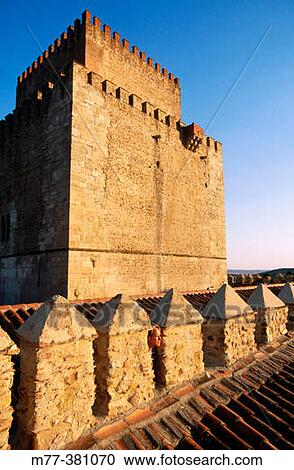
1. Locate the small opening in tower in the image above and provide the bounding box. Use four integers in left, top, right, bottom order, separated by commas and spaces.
156, 161, 160, 168
0, 214, 10, 244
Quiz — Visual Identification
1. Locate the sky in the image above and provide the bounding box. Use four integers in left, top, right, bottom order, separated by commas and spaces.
0, 0, 293, 270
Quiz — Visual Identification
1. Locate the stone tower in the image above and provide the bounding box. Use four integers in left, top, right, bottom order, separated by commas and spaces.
0, 10, 227, 304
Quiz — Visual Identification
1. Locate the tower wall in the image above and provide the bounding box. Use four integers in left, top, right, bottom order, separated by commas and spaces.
0, 10, 227, 303
0, 70, 72, 303
67, 62, 226, 299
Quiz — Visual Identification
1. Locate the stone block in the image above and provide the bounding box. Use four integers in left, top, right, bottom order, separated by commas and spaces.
148, 289, 204, 388
0, 327, 17, 450
16, 296, 97, 450
202, 284, 257, 367
116, 87, 129, 104
91, 294, 155, 419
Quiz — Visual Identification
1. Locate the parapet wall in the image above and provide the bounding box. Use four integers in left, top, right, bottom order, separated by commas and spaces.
0, 285, 291, 450
67, 61, 226, 299
83, 10, 181, 119
16, 10, 181, 118
0, 329, 18, 450
16, 17, 85, 106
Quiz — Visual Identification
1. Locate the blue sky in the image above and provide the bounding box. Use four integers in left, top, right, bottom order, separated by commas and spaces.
1, 0, 293, 270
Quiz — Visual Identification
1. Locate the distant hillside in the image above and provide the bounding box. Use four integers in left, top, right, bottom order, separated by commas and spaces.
228, 267, 294, 288
228, 269, 262, 274
259, 268, 294, 277
228, 268, 294, 276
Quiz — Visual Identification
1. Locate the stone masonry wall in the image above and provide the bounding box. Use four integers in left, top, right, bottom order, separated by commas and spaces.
265, 306, 288, 343
0, 70, 72, 304
94, 329, 154, 419
202, 314, 256, 368
224, 313, 256, 366
0, 328, 18, 450
287, 304, 294, 331
67, 62, 226, 299
84, 12, 181, 119
16, 339, 95, 450
202, 320, 225, 367
154, 323, 204, 388
0, 10, 227, 304
255, 307, 288, 345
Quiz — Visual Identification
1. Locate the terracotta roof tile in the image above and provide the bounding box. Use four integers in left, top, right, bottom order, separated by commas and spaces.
125, 407, 154, 425
85, 336, 294, 450
135, 295, 164, 315
150, 395, 178, 413
146, 423, 174, 449
114, 439, 129, 450
94, 420, 129, 441
184, 290, 216, 311
173, 383, 195, 398
126, 432, 147, 450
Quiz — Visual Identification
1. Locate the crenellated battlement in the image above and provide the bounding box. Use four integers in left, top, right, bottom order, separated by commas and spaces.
82, 10, 179, 86
16, 22, 85, 106
85, 68, 221, 154
4, 62, 221, 158
1, 74, 70, 155
0, 9, 226, 307
17, 17, 86, 83
16, 10, 180, 109
0, 287, 291, 449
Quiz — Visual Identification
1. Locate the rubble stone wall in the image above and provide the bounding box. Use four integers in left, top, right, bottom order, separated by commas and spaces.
255, 307, 288, 345
16, 339, 95, 450
202, 320, 225, 367
202, 314, 256, 367
286, 304, 294, 331
0, 329, 17, 450
93, 330, 154, 419
224, 313, 256, 366
154, 323, 204, 388
265, 306, 288, 343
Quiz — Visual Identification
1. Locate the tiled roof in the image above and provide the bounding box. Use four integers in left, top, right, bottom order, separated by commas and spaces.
0, 303, 41, 342
183, 290, 216, 311
69, 336, 294, 450
75, 301, 105, 322
0, 294, 165, 342
236, 284, 283, 302
0, 298, 109, 343
136, 295, 164, 314
0, 284, 286, 340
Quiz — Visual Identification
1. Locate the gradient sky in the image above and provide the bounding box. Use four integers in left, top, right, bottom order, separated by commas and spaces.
0, 0, 293, 270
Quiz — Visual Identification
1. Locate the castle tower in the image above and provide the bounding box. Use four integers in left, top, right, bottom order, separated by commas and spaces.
0, 10, 227, 304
